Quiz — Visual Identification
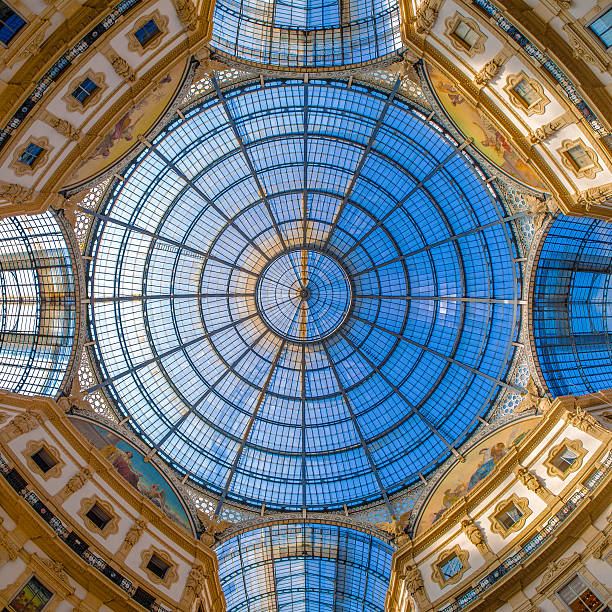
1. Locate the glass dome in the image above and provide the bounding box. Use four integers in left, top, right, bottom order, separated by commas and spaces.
0, 211, 75, 396
532, 215, 612, 396
216, 522, 394, 611
210, 0, 403, 69
87, 78, 522, 512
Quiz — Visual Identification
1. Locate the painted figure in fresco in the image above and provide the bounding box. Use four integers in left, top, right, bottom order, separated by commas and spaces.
142, 482, 167, 512
102, 445, 143, 489
468, 441, 506, 490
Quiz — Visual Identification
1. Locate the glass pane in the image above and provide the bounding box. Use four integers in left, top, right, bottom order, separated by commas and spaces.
9, 577, 53, 612
440, 555, 463, 579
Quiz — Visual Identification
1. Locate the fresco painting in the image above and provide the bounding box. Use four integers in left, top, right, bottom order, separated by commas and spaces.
71, 418, 192, 533
416, 417, 540, 534
426, 65, 548, 192
66, 61, 186, 187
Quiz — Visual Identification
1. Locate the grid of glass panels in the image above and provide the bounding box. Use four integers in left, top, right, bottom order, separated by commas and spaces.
88, 79, 521, 511
532, 215, 612, 397
210, 0, 403, 68
216, 522, 394, 612
0, 211, 75, 396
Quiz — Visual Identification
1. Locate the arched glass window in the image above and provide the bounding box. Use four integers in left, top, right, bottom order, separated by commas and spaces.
216, 522, 394, 611
210, 0, 403, 69
0, 211, 75, 396
532, 216, 612, 396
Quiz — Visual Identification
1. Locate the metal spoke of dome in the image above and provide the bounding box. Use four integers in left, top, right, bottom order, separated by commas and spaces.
143, 140, 272, 262
341, 142, 470, 261
91, 292, 256, 303
86, 311, 260, 394
321, 342, 394, 517
84, 207, 260, 277
215, 340, 287, 516
212, 76, 289, 252
355, 294, 525, 304
338, 330, 462, 454
322, 76, 401, 252
351, 313, 523, 393
351, 211, 527, 278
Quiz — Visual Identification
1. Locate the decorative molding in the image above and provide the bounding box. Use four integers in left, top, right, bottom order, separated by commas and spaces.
431, 545, 470, 588
103, 49, 136, 82
514, 465, 557, 503
61, 70, 107, 113
173, 0, 198, 31
9, 136, 52, 176
444, 13, 487, 57
461, 517, 495, 562
0, 181, 34, 205
0, 410, 44, 442
566, 406, 602, 434
40, 110, 80, 141
529, 112, 574, 144
56, 467, 92, 503
544, 438, 587, 480
139, 546, 179, 588
562, 23, 609, 73
415, 0, 444, 35
179, 563, 208, 609
503, 72, 550, 116
558, 138, 602, 180
401, 564, 432, 610
116, 518, 146, 562
22, 440, 65, 481
574, 182, 612, 211
489, 494, 532, 538
535, 552, 581, 594
127, 10, 170, 56
77, 495, 120, 539
474, 47, 511, 87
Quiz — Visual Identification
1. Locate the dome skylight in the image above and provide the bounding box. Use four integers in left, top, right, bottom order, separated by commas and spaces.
87, 78, 522, 513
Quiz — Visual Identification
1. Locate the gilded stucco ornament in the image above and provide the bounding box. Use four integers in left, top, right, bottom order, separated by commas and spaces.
376, 510, 412, 547
173, 0, 198, 31
474, 55, 506, 87
0, 181, 33, 205
0, 411, 44, 442
180, 563, 209, 608
415, 0, 444, 35
529, 113, 574, 144
117, 518, 147, 561
193, 47, 229, 80
461, 517, 495, 561
57, 377, 91, 413
566, 406, 599, 433
575, 182, 612, 210
197, 510, 232, 545
402, 563, 432, 609
515, 466, 556, 503
104, 50, 137, 83
517, 377, 552, 412
40, 110, 80, 141
56, 467, 92, 503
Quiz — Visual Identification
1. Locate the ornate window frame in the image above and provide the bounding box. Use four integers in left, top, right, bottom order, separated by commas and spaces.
444, 12, 487, 57
61, 69, 107, 113
9, 136, 51, 176
430, 545, 470, 588
127, 10, 169, 55
558, 138, 602, 179
139, 546, 179, 588
489, 494, 532, 538
503, 72, 550, 116
22, 439, 64, 481
77, 495, 120, 539
544, 438, 587, 480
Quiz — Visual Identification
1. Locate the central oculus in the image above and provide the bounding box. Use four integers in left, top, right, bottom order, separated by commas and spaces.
256, 249, 352, 343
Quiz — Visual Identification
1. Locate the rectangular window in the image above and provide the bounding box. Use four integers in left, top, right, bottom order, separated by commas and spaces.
85, 503, 111, 530
8, 576, 52, 612
146, 554, 170, 580
566, 145, 594, 171
589, 8, 612, 49
551, 445, 579, 473
453, 21, 479, 48
30, 448, 57, 473
497, 502, 523, 531
439, 555, 463, 580
134, 20, 160, 47
558, 575, 606, 611
0, 1, 26, 46
512, 78, 540, 108
18, 143, 43, 167
71, 77, 99, 105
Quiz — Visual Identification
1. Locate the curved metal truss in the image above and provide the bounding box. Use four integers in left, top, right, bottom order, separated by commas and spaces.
86, 78, 523, 514
215, 521, 395, 612
0, 211, 75, 396
532, 215, 612, 396
210, 0, 403, 70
